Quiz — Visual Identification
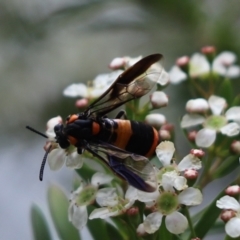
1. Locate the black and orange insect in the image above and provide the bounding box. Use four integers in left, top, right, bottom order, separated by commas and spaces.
27, 53, 163, 192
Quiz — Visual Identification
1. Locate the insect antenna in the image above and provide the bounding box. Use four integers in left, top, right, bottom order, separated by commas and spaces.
26, 126, 48, 138
39, 144, 52, 181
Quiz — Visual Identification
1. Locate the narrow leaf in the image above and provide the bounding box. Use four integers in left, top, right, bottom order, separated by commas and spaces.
48, 185, 80, 240
31, 204, 52, 240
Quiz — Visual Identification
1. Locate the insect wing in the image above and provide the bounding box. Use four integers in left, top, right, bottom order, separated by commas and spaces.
87, 53, 163, 117
85, 142, 157, 192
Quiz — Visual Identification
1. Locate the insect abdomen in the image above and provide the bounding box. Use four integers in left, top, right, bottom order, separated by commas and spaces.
98, 119, 159, 157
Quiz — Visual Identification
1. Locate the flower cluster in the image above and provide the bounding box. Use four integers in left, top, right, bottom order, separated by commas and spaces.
32, 49, 240, 240
181, 95, 240, 148
169, 49, 240, 84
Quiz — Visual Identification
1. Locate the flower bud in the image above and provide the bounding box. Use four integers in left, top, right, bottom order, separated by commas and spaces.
188, 131, 197, 142
190, 149, 205, 158
75, 98, 89, 109
126, 207, 139, 216
150, 91, 168, 108
136, 223, 146, 237
184, 169, 198, 180
220, 209, 236, 223
230, 140, 240, 154
186, 98, 209, 113
176, 56, 190, 74
159, 130, 171, 140
145, 114, 166, 129
109, 57, 125, 70
225, 185, 240, 196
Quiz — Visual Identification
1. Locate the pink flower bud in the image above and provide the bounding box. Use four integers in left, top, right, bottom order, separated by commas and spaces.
176, 56, 190, 67
225, 185, 240, 196
220, 209, 236, 223
231, 140, 240, 154
75, 98, 89, 109
184, 169, 199, 180
201, 46, 216, 55
109, 57, 125, 70
190, 149, 205, 158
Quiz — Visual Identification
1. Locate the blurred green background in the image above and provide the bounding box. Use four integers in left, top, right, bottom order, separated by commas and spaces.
1, 0, 240, 239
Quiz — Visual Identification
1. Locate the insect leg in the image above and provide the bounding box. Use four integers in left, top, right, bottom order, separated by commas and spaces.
115, 110, 128, 119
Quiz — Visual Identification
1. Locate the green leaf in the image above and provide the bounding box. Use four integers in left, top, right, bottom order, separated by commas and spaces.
212, 156, 240, 179
111, 217, 137, 240
31, 204, 52, 240
158, 216, 172, 240
192, 190, 225, 239
48, 185, 80, 240
86, 206, 110, 240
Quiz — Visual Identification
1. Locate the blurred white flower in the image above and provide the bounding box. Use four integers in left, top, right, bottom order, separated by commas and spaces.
45, 116, 83, 171
217, 195, 240, 238
63, 70, 123, 99
181, 95, 240, 148
89, 187, 134, 220
68, 172, 113, 229
169, 51, 240, 84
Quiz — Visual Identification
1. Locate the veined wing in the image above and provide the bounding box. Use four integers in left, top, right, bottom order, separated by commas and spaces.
87, 53, 163, 117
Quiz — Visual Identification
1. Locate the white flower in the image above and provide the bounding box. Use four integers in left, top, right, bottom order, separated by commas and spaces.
45, 116, 83, 171
68, 172, 113, 229
63, 70, 123, 99
89, 187, 134, 220
169, 51, 240, 84
156, 141, 202, 172
181, 95, 240, 148
140, 187, 202, 234
216, 195, 240, 238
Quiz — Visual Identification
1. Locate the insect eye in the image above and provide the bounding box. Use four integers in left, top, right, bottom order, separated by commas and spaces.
54, 124, 62, 134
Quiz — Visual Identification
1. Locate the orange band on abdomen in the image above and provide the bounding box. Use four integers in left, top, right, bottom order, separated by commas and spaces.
145, 128, 159, 157
113, 120, 133, 149
92, 122, 100, 135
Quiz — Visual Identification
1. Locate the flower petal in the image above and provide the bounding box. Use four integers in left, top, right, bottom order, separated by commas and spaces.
96, 188, 118, 207
195, 128, 216, 148
168, 66, 187, 84
68, 205, 88, 229
156, 141, 175, 166
226, 65, 240, 78
177, 154, 202, 171
208, 95, 226, 115
63, 83, 88, 98
225, 106, 240, 125
225, 217, 240, 238
165, 212, 188, 234
48, 148, 65, 170
178, 187, 203, 206
89, 207, 118, 219
91, 172, 113, 187
65, 151, 83, 169
220, 122, 240, 136
189, 53, 210, 77
158, 69, 169, 86
180, 114, 205, 128
216, 196, 240, 211
143, 212, 163, 234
